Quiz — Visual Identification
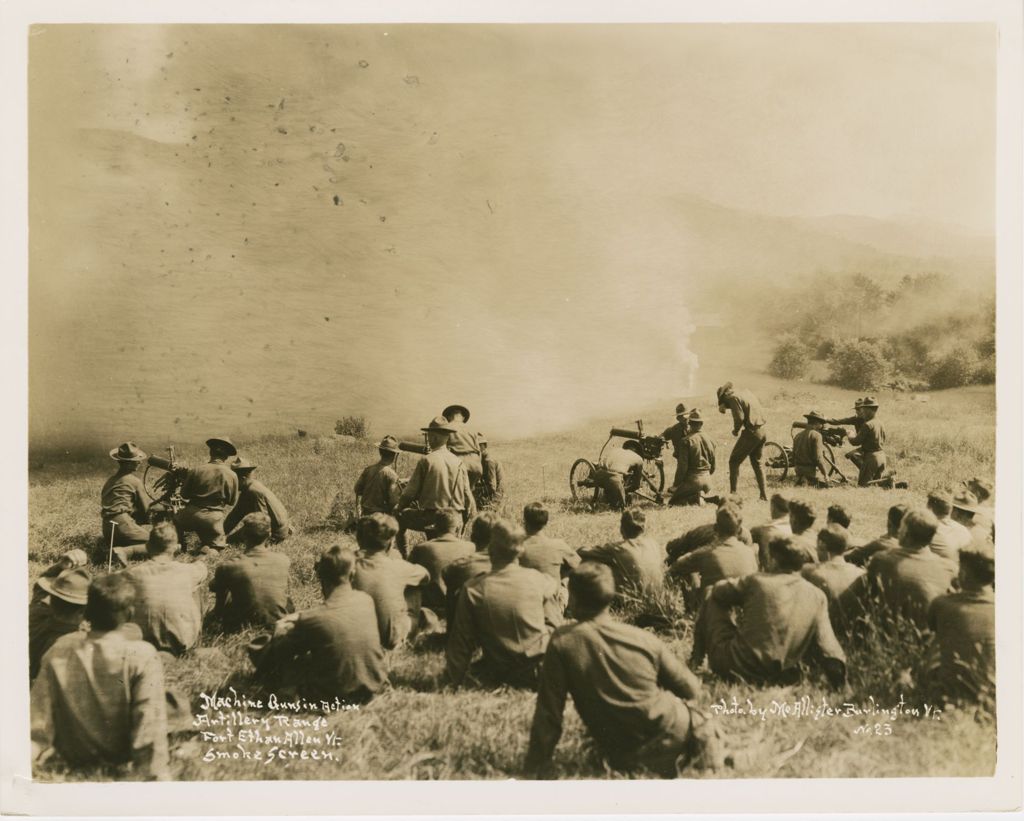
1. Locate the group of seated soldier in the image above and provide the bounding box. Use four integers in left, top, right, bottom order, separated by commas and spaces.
30, 443, 997, 780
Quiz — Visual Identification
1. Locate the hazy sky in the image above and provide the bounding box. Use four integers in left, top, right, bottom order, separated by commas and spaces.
28, 24, 996, 445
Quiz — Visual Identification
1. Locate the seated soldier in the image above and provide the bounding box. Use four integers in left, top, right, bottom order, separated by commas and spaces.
224, 458, 293, 544
209, 513, 293, 632
525, 562, 736, 779
29, 566, 90, 681
409, 507, 476, 615
926, 544, 995, 704
578, 507, 664, 601
352, 513, 430, 649
249, 544, 387, 704
667, 410, 716, 507
859, 507, 957, 630
926, 489, 972, 562
666, 503, 757, 608
519, 502, 581, 610
750, 493, 793, 570
354, 436, 403, 517
801, 524, 864, 634
122, 522, 208, 656
446, 519, 562, 689
950, 490, 992, 546
31, 575, 171, 780
665, 494, 754, 564
594, 440, 645, 510
101, 442, 152, 564
844, 503, 908, 567
791, 411, 832, 487
788, 498, 819, 566
824, 504, 860, 553
691, 536, 847, 689
442, 511, 501, 623
175, 436, 239, 553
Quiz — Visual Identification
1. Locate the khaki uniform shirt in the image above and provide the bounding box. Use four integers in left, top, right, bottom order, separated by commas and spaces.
525, 614, 700, 772
31, 625, 169, 779
724, 389, 767, 434
844, 533, 898, 567
600, 447, 644, 475
668, 536, 758, 590
802, 556, 866, 629
123, 556, 207, 655
409, 533, 476, 611
678, 431, 717, 477
352, 552, 429, 649
792, 428, 828, 475
578, 536, 664, 598
101, 472, 150, 524
447, 421, 481, 456
521, 533, 581, 581
224, 480, 293, 540
447, 564, 562, 685
398, 447, 476, 514
661, 421, 688, 459
928, 588, 995, 699
442, 552, 492, 621
929, 517, 973, 563
849, 418, 885, 453
354, 462, 402, 515
181, 460, 238, 510
209, 546, 291, 630
751, 518, 793, 570
867, 547, 957, 628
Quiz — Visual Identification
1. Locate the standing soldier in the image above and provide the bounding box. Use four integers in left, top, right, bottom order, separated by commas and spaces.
101, 442, 152, 563
661, 403, 690, 492
477, 435, 505, 508
174, 436, 239, 553
396, 417, 477, 555
442, 404, 483, 489
354, 436, 404, 517
791, 411, 832, 487
717, 382, 768, 501
828, 397, 887, 486
668, 410, 717, 506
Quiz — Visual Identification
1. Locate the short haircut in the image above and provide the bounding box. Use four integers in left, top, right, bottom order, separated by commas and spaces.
817, 524, 850, 556
901, 507, 939, 548
770, 493, 790, 517
85, 575, 136, 631
489, 519, 526, 563
887, 503, 909, 533
927, 490, 953, 517
434, 507, 462, 535
356, 513, 399, 552
789, 499, 817, 531
569, 562, 617, 612
147, 521, 178, 555
238, 512, 272, 544
316, 544, 356, 587
715, 502, 742, 538
469, 511, 501, 551
769, 536, 810, 572
959, 545, 995, 587
620, 507, 646, 539
523, 502, 550, 532
826, 504, 851, 530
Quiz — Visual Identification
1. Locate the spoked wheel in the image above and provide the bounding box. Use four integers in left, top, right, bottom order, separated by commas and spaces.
763, 441, 789, 481
823, 444, 848, 484
642, 459, 665, 495
569, 458, 599, 503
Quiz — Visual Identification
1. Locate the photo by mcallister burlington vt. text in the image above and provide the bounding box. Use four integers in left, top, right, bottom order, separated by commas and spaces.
24, 21, 1007, 788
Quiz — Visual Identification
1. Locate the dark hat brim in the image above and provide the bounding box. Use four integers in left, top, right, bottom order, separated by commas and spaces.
442, 404, 471, 421
36, 576, 88, 606
421, 425, 456, 434
804, 414, 826, 423
206, 438, 238, 455
109, 446, 146, 461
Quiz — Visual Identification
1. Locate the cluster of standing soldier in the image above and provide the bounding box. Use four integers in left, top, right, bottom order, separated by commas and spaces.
29, 389, 995, 781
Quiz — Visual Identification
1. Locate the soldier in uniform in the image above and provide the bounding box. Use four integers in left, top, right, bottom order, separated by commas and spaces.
594, 440, 645, 510
661, 403, 690, 491
441, 404, 484, 489
477, 435, 505, 508
791, 411, 832, 487
828, 397, 887, 486
396, 417, 477, 555
717, 383, 768, 501
101, 442, 151, 563
174, 436, 239, 553
224, 457, 294, 543
354, 436, 403, 517
667, 410, 716, 506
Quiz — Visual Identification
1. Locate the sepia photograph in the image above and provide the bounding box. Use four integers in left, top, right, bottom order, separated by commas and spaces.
5, 0, 1023, 815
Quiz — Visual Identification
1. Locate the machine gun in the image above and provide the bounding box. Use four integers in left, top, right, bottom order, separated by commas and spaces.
791, 421, 849, 448
607, 420, 666, 461
398, 439, 429, 455
143, 447, 189, 522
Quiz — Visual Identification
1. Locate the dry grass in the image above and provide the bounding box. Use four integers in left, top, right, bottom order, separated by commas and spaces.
27, 371, 996, 782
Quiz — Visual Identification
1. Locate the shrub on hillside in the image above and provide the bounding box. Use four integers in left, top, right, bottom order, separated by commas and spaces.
335, 415, 369, 438
929, 346, 979, 390
768, 335, 812, 380
973, 354, 996, 384
827, 339, 892, 390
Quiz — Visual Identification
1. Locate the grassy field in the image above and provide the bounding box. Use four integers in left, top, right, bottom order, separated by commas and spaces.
27, 369, 997, 782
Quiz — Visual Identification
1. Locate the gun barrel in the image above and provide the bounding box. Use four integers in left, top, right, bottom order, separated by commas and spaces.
147, 455, 174, 471
398, 441, 429, 455
609, 427, 641, 440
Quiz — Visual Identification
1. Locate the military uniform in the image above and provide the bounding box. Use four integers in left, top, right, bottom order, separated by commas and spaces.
578, 536, 664, 600
719, 384, 768, 499
209, 545, 293, 631
668, 417, 716, 506
595, 447, 644, 509
409, 533, 477, 613
123, 555, 208, 655
101, 472, 151, 546
446, 421, 484, 487
791, 412, 831, 485
352, 552, 429, 649
175, 459, 239, 549
661, 405, 690, 490
396, 445, 477, 553
864, 546, 957, 629
927, 588, 995, 702
354, 462, 402, 516
224, 479, 293, 543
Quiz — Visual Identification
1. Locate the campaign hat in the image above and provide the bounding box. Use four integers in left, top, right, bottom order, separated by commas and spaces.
860, 396, 879, 409
37, 567, 91, 606
688, 409, 704, 426
231, 456, 258, 473
110, 442, 147, 462
952, 490, 980, 514
442, 404, 471, 422
716, 382, 734, 404
674, 402, 688, 417
205, 436, 238, 456
804, 410, 827, 424
377, 435, 401, 453
421, 416, 457, 434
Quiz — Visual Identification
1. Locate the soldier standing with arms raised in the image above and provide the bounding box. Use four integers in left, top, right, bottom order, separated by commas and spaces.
717, 383, 768, 501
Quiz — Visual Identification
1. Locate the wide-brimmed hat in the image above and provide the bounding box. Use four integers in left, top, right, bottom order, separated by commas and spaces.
110, 442, 147, 462
377, 435, 401, 453
421, 416, 456, 434
952, 490, 980, 514
37, 567, 91, 606
804, 410, 827, 424
231, 456, 258, 473
441, 404, 470, 422
675, 402, 688, 416
860, 396, 879, 409
716, 382, 734, 404
206, 436, 238, 455
853, 397, 864, 408
688, 409, 704, 426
